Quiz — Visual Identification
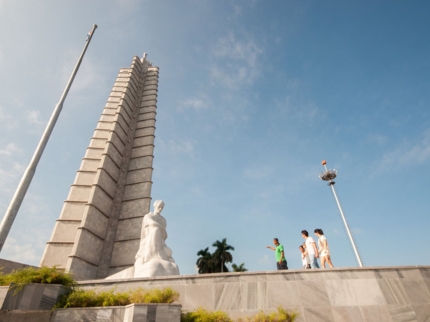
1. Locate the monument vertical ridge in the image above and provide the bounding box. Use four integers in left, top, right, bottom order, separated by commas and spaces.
40, 55, 159, 280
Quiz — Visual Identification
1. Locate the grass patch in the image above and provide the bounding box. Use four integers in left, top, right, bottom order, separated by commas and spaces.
56, 287, 179, 308
181, 306, 299, 322
0, 266, 75, 293
238, 306, 299, 322
181, 307, 232, 322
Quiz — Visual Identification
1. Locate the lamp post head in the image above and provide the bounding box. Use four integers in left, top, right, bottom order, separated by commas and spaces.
319, 160, 337, 181
319, 169, 337, 181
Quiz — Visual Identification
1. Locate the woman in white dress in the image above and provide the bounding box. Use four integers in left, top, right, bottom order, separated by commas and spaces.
314, 228, 334, 268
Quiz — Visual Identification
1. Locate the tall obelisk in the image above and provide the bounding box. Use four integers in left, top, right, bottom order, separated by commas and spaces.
40, 54, 159, 279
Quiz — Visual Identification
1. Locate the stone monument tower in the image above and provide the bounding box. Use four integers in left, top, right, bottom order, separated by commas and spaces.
40, 54, 159, 280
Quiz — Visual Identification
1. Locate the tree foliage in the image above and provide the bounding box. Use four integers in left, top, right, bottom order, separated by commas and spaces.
196, 238, 238, 274
232, 263, 248, 272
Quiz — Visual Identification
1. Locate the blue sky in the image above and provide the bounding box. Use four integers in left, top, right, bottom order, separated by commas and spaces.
0, 1, 429, 274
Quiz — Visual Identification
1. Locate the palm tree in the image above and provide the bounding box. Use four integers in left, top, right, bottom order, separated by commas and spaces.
232, 263, 248, 272
212, 238, 235, 273
196, 247, 213, 274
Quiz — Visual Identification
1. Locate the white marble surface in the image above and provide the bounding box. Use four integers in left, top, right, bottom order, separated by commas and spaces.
105, 201, 179, 280
133, 200, 179, 278
86, 266, 430, 321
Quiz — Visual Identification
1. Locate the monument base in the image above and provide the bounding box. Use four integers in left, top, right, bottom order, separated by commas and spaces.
79, 265, 430, 321
105, 259, 180, 280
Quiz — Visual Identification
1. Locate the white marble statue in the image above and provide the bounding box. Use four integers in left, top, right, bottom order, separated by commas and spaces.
133, 200, 179, 277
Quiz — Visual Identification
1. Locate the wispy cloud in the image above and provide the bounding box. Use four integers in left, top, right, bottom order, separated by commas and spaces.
233, 5, 243, 16
0, 106, 18, 129
0, 161, 25, 212
258, 254, 271, 265
26, 110, 44, 125
352, 228, 364, 235
0, 46, 4, 69
61, 54, 104, 94
2, 237, 40, 264
210, 33, 263, 90
379, 129, 430, 170
243, 164, 275, 180
179, 96, 209, 111
160, 139, 196, 156
276, 95, 321, 122
367, 134, 388, 146
0, 143, 22, 156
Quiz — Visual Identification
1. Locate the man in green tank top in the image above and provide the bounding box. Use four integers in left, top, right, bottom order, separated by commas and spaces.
266, 238, 288, 270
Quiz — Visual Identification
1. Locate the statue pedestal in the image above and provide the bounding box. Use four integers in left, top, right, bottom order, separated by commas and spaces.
134, 258, 179, 278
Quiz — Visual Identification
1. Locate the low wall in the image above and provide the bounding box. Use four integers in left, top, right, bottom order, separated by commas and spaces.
78, 265, 430, 321
0, 304, 180, 322
0, 310, 52, 322
1, 284, 67, 311
0, 258, 37, 274
51, 303, 181, 322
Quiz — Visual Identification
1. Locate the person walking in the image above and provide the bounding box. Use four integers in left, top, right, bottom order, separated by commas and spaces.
301, 230, 319, 269
299, 244, 311, 269
266, 238, 288, 270
314, 228, 334, 268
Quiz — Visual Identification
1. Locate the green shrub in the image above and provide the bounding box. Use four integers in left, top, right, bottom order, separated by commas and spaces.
0, 266, 75, 293
238, 306, 299, 322
56, 287, 179, 308
129, 287, 179, 304
181, 307, 232, 322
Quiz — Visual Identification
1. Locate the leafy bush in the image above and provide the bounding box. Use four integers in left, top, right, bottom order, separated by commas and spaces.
0, 266, 75, 293
129, 287, 179, 304
181, 306, 299, 322
56, 287, 179, 308
238, 306, 299, 322
181, 307, 232, 322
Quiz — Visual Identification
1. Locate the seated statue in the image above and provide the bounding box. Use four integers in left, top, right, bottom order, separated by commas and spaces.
134, 200, 179, 277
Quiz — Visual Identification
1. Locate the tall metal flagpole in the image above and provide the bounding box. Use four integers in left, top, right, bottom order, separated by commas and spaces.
0, 24, 98, 252
319, 160, 364, 267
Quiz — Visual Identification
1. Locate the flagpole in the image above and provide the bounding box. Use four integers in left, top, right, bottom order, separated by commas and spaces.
0, 24, 98, 252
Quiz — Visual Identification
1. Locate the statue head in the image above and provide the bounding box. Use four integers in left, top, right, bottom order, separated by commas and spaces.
153, 200, 164, 214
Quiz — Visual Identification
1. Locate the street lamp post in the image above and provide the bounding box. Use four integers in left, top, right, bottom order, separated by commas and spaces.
319, 160, 363, 267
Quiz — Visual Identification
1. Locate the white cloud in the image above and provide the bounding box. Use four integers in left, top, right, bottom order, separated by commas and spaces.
233, 5, 242, 16
258, 254, 271, 265
0, 107, 5, 121
0, 143, 22, 156
277, 95, 321, 122
210, 33, 263, 90
0, 46, 3, 69
26, 110, 44, 125
352, 228, 364, 235
0, 161, 25, 206
243, 164, 274, 180
161, 139, 196, 156
380, 129, 430, 170
2, 237, 40, 264
0, 106, 18, 129
367, 134, 388, 146
179, 96, 208, 111
61, 54, 104, 94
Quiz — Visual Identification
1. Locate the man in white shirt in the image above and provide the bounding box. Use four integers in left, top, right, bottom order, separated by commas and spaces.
301, 230, 319, 269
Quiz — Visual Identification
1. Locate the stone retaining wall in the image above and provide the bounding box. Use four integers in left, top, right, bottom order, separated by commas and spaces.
51, 303, 180, 322
78, 265, 430, 321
